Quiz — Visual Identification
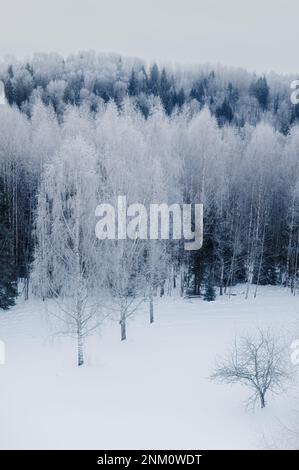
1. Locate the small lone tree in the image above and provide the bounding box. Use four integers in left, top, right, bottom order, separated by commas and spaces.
211, 329, 288, 408
105, 238, 145, 341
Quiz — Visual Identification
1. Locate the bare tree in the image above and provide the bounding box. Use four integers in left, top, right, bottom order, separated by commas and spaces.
211, 329, 288, 408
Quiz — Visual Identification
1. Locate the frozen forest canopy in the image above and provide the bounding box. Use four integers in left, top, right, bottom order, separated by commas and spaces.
0, 51, 299, 326
1, 51, 299, 130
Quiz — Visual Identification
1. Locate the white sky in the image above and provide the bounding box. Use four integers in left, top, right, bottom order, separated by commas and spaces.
0, 0, 298, 74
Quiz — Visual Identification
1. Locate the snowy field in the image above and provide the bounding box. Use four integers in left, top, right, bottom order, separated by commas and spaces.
0, 286, 299, 450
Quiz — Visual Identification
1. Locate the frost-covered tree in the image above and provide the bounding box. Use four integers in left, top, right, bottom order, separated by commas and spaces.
33, 135, 103, 365
0, 55, 298, 316
105, 239, 146, 341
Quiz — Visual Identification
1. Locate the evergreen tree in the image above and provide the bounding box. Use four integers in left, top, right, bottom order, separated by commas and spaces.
204, 278, 216, 302
4, 79, 14, 105
190, 81, 205, 103
227, 82, 239, 106
148, 63, 160, 96
249, 76, 269, 111
176, 88, 185, 108
159, 68, 173, 114
0, 178, 18, 310
128, 69, 138, 96
216, 98, 234, 125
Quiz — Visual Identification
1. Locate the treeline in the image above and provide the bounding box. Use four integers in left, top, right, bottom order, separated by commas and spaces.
1, 52, 299, 132
0, 92, 298, 315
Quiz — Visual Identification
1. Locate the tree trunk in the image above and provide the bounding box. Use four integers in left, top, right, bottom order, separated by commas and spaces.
293, 231, 299, 296
260, 393, 265, 408
286, 193, 295, 287
24, 277, 29, 301
149, 289, 154, 324
245, 261, 254, 300
120, 317, 126, 341
254, 219, 266, 298
228, 238, 237, 298
220, 258, 224, 296
180, 269, 184, 297
77, 332, 84, 366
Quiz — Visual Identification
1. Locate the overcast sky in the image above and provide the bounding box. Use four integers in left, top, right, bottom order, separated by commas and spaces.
0, 0, 297, 74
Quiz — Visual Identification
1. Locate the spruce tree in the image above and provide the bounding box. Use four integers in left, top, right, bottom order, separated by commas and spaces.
204, 278, 216, 302
249, 76, 269, 111
128, 69, 138, 96
0, 178, 18, 310
148, 63, 159, 96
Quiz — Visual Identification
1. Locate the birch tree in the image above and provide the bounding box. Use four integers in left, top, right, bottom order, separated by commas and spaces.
33, 135, 103, 366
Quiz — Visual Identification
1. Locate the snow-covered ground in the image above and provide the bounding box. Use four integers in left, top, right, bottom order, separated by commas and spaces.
0, 286, 299, 450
